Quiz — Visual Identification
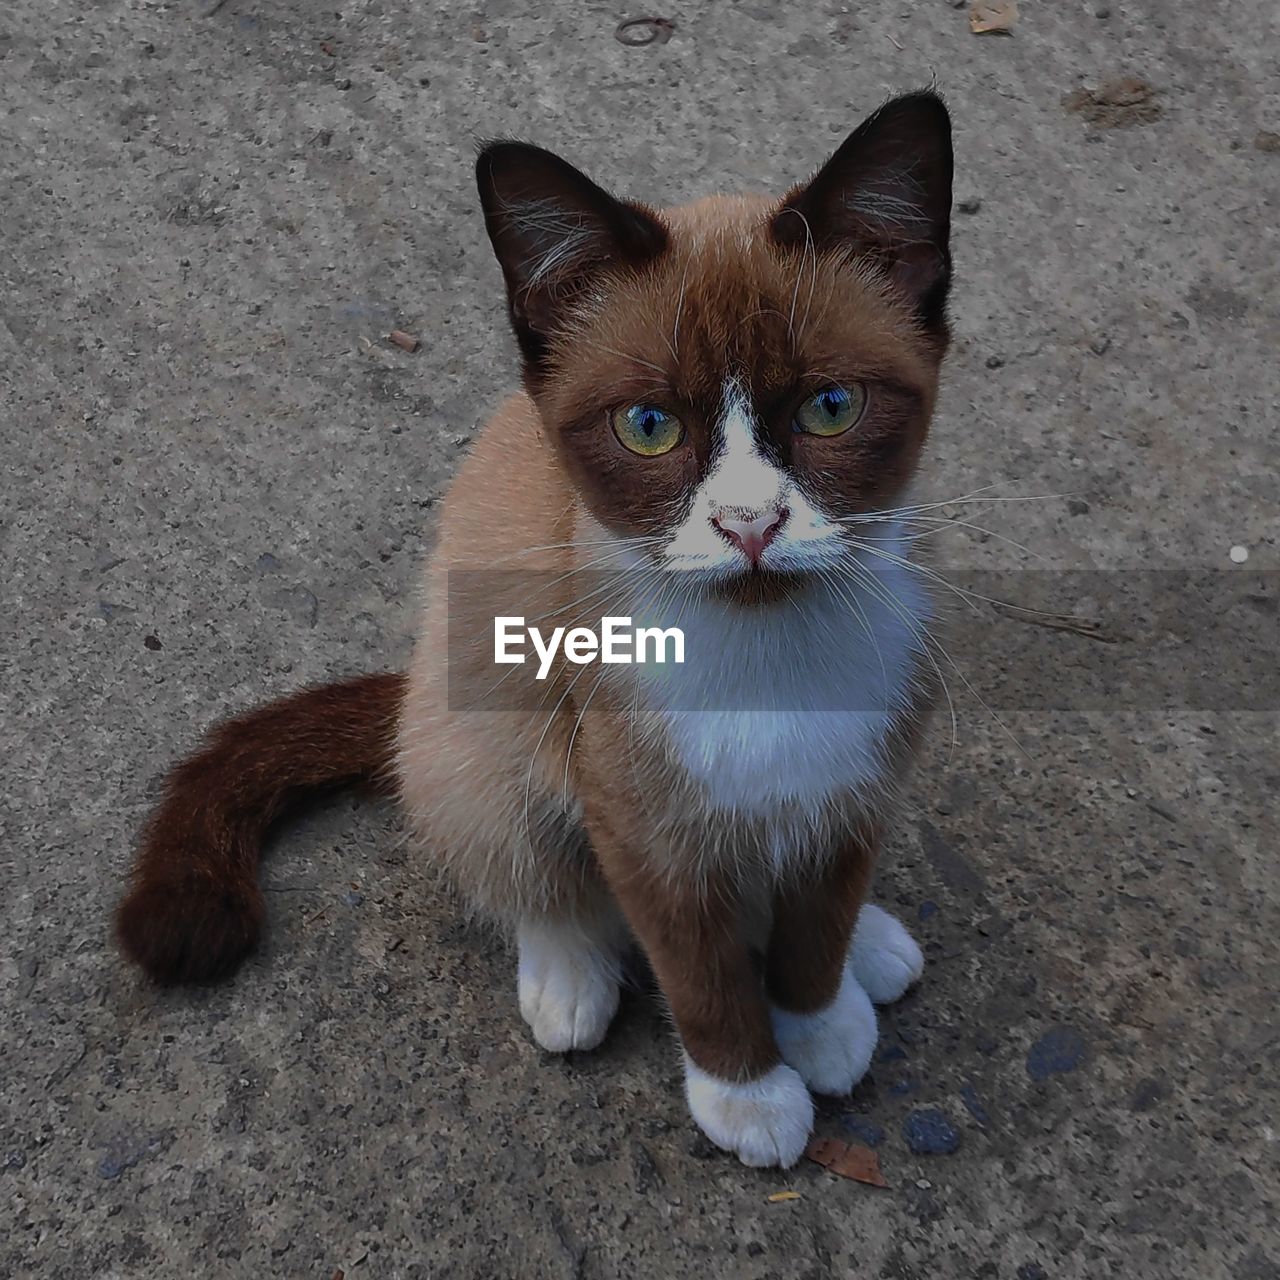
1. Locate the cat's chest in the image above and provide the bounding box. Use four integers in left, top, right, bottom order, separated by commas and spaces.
627, 570, 929, 816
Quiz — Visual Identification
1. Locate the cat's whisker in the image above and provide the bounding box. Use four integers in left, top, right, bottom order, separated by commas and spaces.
560, 663, 612, 804
814, 564, 891, 714
514, 542, 664, 625
619, 568, 701, 819
836, 552, 961, 759
784, 207, 816, 343
867, 487, 1074, 518
506, 534, 666, 560
620, 573, 685, 820
524, 567, 652, 630
843, 536, 995, 617
799, 217, 821, 340
671, 255, 691, 358
521, 655, 599, 847
728, 306, 792, 339
559, 564, 674, 807
578, 335, 668, 379
841, 533, 1073, 624
838, 546, 1028, 759
846, 513, 1048, 563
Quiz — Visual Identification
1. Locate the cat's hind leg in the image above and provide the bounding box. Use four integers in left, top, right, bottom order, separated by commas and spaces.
517, 912, 625, 1052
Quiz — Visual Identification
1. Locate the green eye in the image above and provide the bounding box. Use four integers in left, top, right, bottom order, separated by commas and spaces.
611, 404, 683, 456
793, 384, 867, 436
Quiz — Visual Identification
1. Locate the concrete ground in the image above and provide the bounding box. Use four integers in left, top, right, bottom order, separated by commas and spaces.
2, 0, 1277, 1276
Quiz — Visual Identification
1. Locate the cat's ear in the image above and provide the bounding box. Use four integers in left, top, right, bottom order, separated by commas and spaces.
771, 92, 953, 332
476, 142, 669, 374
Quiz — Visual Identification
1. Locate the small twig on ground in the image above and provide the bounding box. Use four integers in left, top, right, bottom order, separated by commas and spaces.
989, 600, 1121, 643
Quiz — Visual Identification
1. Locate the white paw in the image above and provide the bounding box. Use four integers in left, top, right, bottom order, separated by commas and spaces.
517, 920, 620, 1053
683, 1058, 814, 1168
771, 971, 878, 1096
848, 904, 924, 1005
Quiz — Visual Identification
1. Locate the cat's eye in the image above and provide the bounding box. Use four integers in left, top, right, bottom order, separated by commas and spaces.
611, 404, 684, 457
793, 384, 867, 436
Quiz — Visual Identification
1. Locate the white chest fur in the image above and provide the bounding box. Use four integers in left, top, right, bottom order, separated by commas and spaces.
624, 551, 930, 817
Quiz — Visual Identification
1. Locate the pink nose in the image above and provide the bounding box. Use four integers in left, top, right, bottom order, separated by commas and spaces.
712, 508, 788, 566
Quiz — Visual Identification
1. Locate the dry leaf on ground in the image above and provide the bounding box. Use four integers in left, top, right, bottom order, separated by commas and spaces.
804, 1136, 890, 1188
388, 330, 421, 352
970, 0, 1017, 34
1063, 77, 1161, 128
766, 1190, 801, 1203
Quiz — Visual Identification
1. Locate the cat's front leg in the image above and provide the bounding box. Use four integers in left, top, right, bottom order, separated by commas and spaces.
765, 828, 883, 1096
583, 808, 812, 1168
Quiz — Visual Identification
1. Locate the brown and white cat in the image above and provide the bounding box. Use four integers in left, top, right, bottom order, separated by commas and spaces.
117, 92, 954, 1168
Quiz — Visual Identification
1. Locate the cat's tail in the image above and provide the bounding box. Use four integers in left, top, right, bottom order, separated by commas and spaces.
115, 672, 407, 984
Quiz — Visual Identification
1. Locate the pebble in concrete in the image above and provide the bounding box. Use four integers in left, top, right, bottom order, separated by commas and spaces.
904, 1109, 961, 1155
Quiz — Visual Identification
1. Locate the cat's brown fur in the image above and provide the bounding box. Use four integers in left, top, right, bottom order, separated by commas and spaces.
117, 673, 404, 982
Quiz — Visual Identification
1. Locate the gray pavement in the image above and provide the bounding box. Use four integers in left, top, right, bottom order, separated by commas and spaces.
2, 1, 1278, 1276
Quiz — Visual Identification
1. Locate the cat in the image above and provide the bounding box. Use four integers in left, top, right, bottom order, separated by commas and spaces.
117, 91, 954, 1168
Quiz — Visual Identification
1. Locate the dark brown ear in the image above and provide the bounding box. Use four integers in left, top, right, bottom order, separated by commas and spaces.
771, 92, 953, 333
476, 142, 669, 377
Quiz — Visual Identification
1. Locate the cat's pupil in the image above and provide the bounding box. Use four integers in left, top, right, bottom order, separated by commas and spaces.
821, 390, 846, 418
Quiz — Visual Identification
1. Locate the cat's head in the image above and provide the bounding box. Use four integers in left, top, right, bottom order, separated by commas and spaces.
477, 93, 952, 595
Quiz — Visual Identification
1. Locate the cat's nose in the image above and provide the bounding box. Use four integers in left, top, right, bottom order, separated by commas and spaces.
711, 507, 788, 566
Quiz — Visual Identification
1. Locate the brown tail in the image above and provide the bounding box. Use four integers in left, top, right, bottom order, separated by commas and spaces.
116, 672, 407, 984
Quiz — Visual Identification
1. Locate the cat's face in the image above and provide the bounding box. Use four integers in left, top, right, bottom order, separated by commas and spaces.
478, 94, 952, 593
